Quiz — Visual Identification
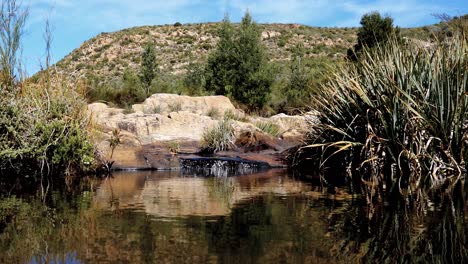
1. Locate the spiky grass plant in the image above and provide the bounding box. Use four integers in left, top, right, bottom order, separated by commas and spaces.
295, 36, 467, 199
255, 121, 281, 137
200, 118, 235, 153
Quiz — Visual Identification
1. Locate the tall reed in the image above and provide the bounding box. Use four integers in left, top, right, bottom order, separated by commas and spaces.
294, 36, 467, 200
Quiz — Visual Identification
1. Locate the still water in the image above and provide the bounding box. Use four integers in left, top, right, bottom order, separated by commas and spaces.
0, 169, 466, 263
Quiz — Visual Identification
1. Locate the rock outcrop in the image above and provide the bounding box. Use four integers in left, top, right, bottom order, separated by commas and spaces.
88, 94, 316, 170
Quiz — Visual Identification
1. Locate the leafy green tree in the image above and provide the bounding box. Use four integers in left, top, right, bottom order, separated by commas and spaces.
139, 43, 157, 94
183, 63, 206, 95
348, 12, 399, 60
205, 12, 273, 109
283, 44, 309, 111
205, 15, 235, 96
122, 70, 146, 105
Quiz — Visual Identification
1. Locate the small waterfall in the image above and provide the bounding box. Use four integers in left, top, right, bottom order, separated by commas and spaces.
179, 157, 270, 177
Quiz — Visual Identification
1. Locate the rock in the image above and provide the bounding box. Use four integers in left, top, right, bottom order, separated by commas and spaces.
235, 130, 280, 152
87, 94, 315, 170
132, 93, 237, 115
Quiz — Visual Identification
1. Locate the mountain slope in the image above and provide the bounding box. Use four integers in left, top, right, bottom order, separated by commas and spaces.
54, 23, 359, 83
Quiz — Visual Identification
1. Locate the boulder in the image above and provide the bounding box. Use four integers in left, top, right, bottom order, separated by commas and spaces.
87, 94, 316, 170
131, 93, 237, 115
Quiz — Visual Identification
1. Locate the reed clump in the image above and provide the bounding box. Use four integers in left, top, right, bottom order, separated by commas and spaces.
200, 118, 236, 153
293, 36, 467, 200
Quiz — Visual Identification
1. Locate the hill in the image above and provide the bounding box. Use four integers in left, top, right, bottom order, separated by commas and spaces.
54, 23, 359, 84
46, 18, 464, 112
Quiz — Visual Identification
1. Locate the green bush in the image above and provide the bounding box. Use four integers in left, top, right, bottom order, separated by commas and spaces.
348, 12, 400, 60
0, 78, 94, 175
183, 63, 206, 95
205, 12, 273, 110
201, 119, 235, 153
255, 121, 281, 137
88, 70, 146, 107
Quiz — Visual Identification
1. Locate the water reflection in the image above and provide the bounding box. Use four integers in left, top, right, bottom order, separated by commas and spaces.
94, 170, 310, 217
0, 170, 465, 263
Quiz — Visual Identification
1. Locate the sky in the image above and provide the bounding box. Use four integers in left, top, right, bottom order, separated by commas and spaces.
19, 0, 468, 75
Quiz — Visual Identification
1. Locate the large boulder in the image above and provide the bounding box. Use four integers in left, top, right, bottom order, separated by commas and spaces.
132, 93, 237, 115
87, 94, 316, 170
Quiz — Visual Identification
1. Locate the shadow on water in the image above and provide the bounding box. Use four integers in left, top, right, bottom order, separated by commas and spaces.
0, 170, 466, 263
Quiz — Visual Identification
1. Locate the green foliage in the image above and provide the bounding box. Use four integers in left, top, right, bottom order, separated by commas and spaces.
269, 53, 334, 114
88, 70, 146, 107
205, 12, 273, 110
164, 140, 180, 153
349, 12, 399, 60
201, 118, 235, 153
139, 43, 158, 93
223, 109, 248, 122
255, 121, 281, 137
183, 63, 206, 95
295, 36, 467, 197
0, 80, 94, 175
283, 45, 310, 112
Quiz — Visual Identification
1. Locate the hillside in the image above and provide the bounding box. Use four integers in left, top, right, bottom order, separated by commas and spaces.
54, 23, 359, 83
50, 14, 467, 86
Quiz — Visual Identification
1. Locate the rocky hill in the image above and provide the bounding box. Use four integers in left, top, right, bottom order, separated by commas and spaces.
54, 23, 359, 83
51, 19, 458, 86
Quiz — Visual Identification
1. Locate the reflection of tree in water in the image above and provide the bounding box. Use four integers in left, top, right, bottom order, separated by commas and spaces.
205, 196, 335, 263
329, 184, 467, 263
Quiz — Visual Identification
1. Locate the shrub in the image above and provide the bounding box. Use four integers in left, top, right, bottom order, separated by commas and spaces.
1, 75, 94, 175
255, 121, 281, 137
206, 107, 221, 119
224, 109, 248, 122
168, 101, 182, 112
348, 12, 399, 60
294, 36, 467, 199
0, 1, 94, 176
88, 70, 146, 107
183, 63, 206, 95
282, 45, 310, 111
200, 119, 235, 153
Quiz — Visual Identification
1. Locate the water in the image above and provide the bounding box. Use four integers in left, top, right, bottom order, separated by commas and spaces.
0, 170, 466, 263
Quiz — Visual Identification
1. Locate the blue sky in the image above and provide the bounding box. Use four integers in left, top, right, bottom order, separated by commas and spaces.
22, 0, 468, 75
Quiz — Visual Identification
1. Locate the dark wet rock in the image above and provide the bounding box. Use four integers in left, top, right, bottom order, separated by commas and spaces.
180, 157, 270, 177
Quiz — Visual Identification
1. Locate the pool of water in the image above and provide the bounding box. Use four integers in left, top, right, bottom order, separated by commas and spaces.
0, 169, 466, 263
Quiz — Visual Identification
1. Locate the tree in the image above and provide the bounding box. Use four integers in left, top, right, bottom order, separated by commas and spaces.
183, 63, 206, 95
283, 44, 310, 112
348, 12, 398, 60
139, 43, 157, 94
205, 12, 273, 109
205, 15, 235, 96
